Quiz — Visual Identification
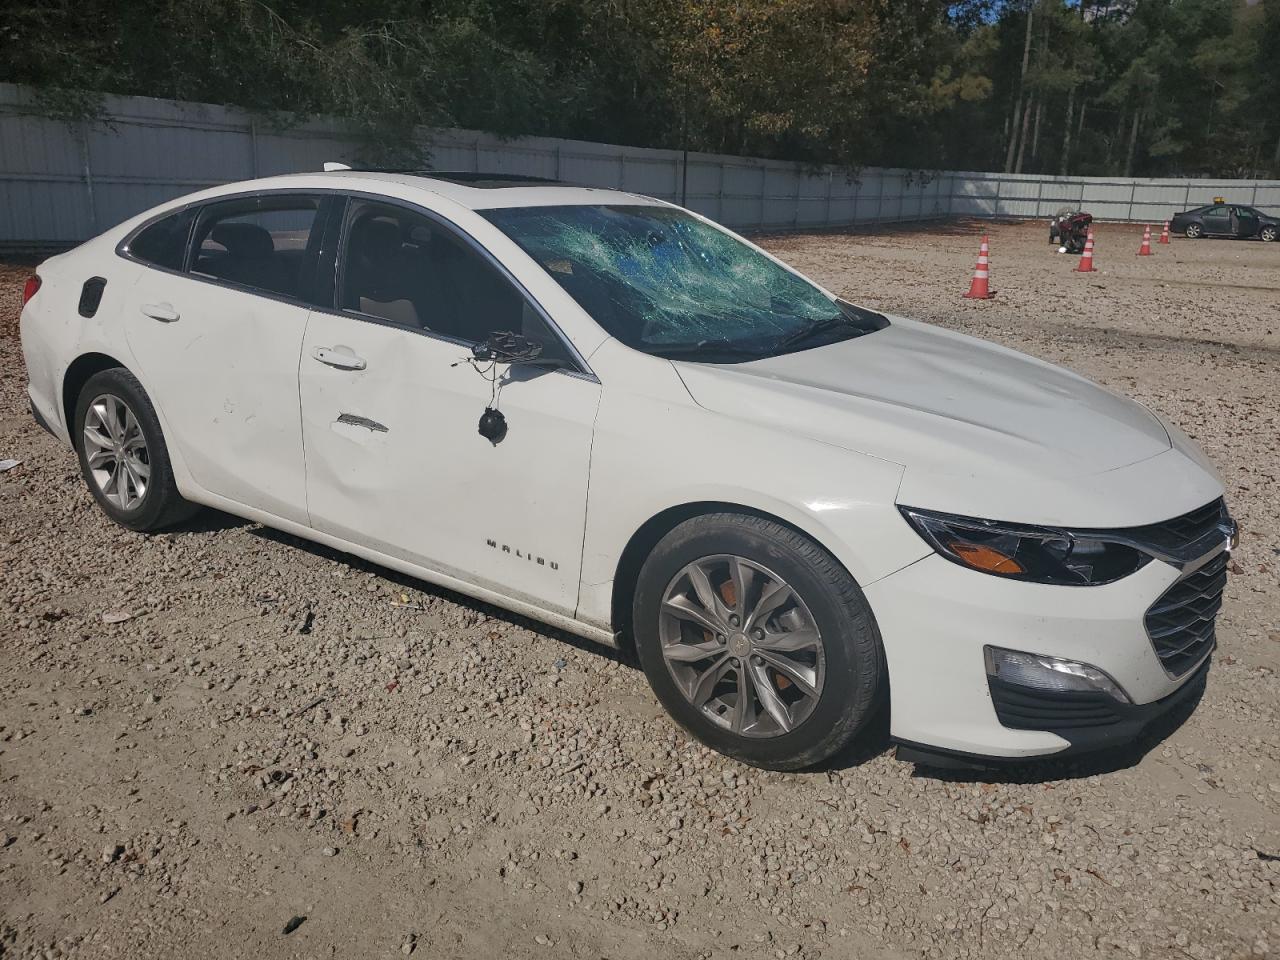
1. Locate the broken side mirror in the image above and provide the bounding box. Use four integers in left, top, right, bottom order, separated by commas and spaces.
472, 331, 568, 369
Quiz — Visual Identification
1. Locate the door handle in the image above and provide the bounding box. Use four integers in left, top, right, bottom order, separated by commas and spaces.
312, 346, 367, 371
140, 302, 180, 323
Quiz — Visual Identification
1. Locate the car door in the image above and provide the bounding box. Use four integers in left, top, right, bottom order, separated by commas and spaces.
1232, 206, 1260, 238
1200, 204, 1231, 236
120, 192, 339, 525
297, 198, 601, 615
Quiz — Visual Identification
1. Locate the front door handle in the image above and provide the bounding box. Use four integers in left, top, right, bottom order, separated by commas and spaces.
141, 302, 180, 323
312, 346, 367, 371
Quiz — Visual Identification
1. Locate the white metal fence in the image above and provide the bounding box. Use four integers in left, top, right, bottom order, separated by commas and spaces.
3, 83, 1278, 248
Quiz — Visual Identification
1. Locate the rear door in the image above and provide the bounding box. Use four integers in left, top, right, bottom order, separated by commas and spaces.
120, 193, 339, 524
297, 197, 600, 614
1200, 204, 1232, 235
1232, 206, 1261, 238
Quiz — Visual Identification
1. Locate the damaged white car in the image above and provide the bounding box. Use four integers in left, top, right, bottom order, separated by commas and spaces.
20, 171, 1234, 769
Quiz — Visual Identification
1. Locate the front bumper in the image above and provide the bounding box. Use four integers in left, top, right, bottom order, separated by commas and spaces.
896, 657, 1210, 768
864, 549, 1218, 760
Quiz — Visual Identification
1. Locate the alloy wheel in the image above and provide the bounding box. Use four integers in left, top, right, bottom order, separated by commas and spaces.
1185, 224, 1202, 238
1261, 226, 1277, 242
658, 554, 825, 738
83, 394, 150, 510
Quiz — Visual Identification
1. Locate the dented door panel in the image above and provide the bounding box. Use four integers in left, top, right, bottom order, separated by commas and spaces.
122, 273, 311, 523
298, 313, 600, 615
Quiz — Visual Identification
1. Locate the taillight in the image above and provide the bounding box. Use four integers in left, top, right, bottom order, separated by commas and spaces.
22, 275, 41, 307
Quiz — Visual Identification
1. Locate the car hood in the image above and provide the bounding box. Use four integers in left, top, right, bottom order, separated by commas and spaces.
672, 316, 1220, 526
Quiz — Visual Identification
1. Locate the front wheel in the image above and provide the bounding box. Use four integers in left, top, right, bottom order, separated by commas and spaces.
1261, 225, 1277, 242
1185, 223, 1203, 239
74, 368, 199, 532
632, 513, 885, 770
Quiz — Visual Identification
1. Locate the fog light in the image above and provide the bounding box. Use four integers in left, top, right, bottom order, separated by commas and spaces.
983, 646, 1130, 704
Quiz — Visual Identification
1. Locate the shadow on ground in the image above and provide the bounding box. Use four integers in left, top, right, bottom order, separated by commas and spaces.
247, 522, 634, 668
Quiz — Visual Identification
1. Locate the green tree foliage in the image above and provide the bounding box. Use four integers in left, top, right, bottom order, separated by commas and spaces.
1, 0, 1275, 176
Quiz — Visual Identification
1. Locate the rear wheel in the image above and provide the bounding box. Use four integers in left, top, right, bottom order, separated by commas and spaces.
1261, 225, 1277, 242
1185, 223, 1203, 239
632, 513, 885, 770
74, 368, 198, 532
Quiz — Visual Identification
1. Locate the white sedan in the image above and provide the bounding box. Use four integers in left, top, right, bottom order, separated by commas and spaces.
19, 171, 1234, 769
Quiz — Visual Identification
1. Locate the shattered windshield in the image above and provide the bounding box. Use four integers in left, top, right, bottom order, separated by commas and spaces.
482, 204, 886, 362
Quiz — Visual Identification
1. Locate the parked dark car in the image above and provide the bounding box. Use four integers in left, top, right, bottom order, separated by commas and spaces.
1169, 203, 1278, 241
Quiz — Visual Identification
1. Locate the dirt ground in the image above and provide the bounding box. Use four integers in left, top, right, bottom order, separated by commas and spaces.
1, 220, 1277, 960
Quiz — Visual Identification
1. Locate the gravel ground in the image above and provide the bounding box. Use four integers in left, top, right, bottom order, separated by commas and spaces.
1, 220, 1277, 960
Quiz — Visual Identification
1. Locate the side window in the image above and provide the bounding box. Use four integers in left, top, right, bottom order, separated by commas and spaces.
127, 208, 196, 270
339, 202, 573, 364
1204, 205, 1227, 217
190, 196, 322, 299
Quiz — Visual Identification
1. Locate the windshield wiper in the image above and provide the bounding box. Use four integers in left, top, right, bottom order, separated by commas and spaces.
770, 315, 862, 353
646, 338, 768, 360
770, 304, 889, 354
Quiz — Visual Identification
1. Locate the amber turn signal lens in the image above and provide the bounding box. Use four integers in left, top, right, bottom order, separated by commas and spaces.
949, 542, 1024, 575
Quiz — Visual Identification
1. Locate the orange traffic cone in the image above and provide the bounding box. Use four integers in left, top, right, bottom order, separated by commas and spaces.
1075, 229, 1096, 272
962, 235, 995, 299
1159, 221, 1170, 244
1137, 225, 1152, 256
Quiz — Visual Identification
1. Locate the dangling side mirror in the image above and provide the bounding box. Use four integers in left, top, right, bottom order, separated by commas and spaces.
473, 331, 544, 364
473, 331, 568, 369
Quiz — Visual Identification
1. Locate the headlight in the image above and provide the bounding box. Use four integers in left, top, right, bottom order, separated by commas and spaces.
899, 506, 1151, 585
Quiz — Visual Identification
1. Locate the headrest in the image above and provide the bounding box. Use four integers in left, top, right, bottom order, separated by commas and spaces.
210, 221, 274, 259
352, 217, 402, 259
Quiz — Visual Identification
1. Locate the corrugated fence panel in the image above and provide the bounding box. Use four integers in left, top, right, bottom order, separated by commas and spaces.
2, 84, 1278, 246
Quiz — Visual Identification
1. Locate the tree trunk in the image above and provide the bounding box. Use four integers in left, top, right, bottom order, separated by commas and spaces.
1015, 97, 1034, 173
1005, 92, 1023, 172
1123, 108, 1141, 177
1105, 108, 1124, 170
1004, 3, 1036, 172
1060, 87, 1076, 175
1031, 98, 1044, 161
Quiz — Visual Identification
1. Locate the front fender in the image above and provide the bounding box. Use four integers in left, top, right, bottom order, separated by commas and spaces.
576, 342, 928, 629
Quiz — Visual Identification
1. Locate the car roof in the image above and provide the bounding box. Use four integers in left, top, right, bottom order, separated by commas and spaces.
304, 169, 664, 211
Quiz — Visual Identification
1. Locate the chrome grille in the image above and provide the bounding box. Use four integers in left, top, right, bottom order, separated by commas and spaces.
1145, 549, 1228, 677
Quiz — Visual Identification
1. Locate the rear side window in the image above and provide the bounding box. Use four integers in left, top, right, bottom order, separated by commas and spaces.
127, 208, 196, 270
191, 196, 323, 300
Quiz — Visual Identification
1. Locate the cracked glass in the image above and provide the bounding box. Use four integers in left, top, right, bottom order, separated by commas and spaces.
483, 205, 879, 361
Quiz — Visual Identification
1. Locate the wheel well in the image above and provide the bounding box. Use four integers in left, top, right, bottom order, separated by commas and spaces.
62, 353, 126, 444
609, 501, 842, 655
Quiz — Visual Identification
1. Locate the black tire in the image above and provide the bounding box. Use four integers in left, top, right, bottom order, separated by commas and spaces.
73, 368, 199, 532
1261, 225, 1277, 243
632, 513, 885, 770
1185, 223, 1202, 239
